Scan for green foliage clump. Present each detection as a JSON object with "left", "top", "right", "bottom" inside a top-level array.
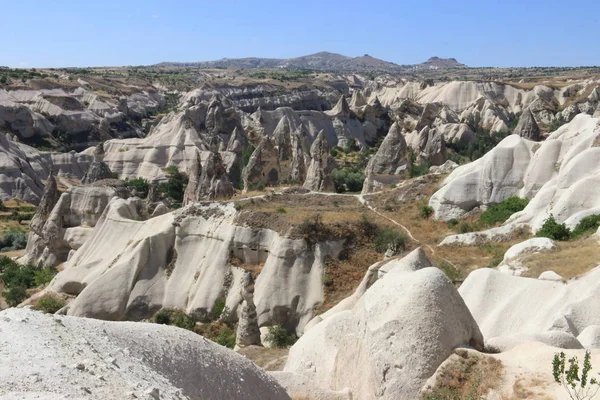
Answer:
[
  {"left": 458, "top": 222, "right": 474, "bottom": 234},
  {"left": 157, "top": 166, "right": 188, "bottom": 203},
  {"left": 332, "top": 167, "right": 364, "bottom": 193},
  {"left": 216, "top": 325, "right": 236, "bottom": 348},
  {"left": 275, "top": 207, "right": 287, "bottom": 214},
  {"left": 407, "top": 148, "right": 432, "bottom": 178},
  {"left": 248, "top": 181, "right": 266, "bottom": 191},
  {"left": 265, "top": 325, "right": 297, "bottom": 348},
  {"left": 238, "top": 144, "right": 256, "bottom": 189},
  {"left": 537, "top": 215, "right": 571, "bottom": 241},
  {"left": 420, "top": 205, "right": 434, "bottom": 219},
  {"left": 211, "top": 298, "right": 229, "bottom": 320},
  {"left": 0, "top": 231, "right": 28, "bottom": 252},
  {"left": 571, "top": 215, "right": 600, "bottom": 238},
  {"left": 479, "top": 197, "right": 529, "bottom": 226},
  {"left": 153, "top": 308, "right": 197, "bottom": 331},
  {"left": 35, "top": 295, "right": 66, "bottom": 314},
  {"left": 553, "top": 351, "right": 600, "bottom": 400},
  {"left": 374, "top": 228, "right": 408, "bottom": 253},
  {"left": 447, "top": 218, "right": 459, "bottom": 228},
  {"left": 126, "top": 177, "right": 150, "bottom": 197},
  {"left": 0, "top": 256, "right": 57, "bottom": 306}
]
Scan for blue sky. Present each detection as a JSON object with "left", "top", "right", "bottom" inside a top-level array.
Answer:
[{"left": 2, "top": 0, "right": 599, "bottom": 68}]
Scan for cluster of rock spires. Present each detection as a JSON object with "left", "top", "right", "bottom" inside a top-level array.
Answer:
[
  {"left": 81, "top": 142, "right": 114, "bottom": 184},
  {"left": 183, "top": 150, "right": 235, "bottom": 204}
]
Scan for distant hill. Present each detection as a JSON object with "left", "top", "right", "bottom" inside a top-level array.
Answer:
[
  {"left": 417, "top": 57, "right": 467, "bottom": 69},
  {"left": 156, "top": 52, "right": 467, "bottom": 72}
]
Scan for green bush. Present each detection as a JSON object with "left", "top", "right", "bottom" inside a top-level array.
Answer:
[
  {"left": 374, "top": 228, "right": 408, "bottom": 253},
  {"left": 276, "top": 207, "right": 287, "bottom": 214},
  {"left": 420, "top": 205, "right": 434, "bottom": 219},
  {"left": 153, "top": 308, "right": 196, "bottom": 331},
  {"left": 265, "top": 325, "right": 297, "bottom": 348},
  {"left": 571, "top": 214, "right": 600, "bottom": 238},
  {"left": 479, "top": 197, "right": 529, "bottom": 226},
  {"left": 332, "top": 167, "right": 364, "bottom": 193},
  {"left": 0, "top": 231, "right": 28, "bottom": 252},
  {"left": 127, "top": 177, "right": 150, "bottom": 197},
  {"left": 3, "top": 285, "right": 27, "bottom": 307},
  {"left": 248, "top": 181, "right": 266, "bottom": 191},
  {"left": 157, "top": 167, "right": 188, "bottom": 202},
  {"left": 35, "top": 296, "right": 66, "bottom": 314},
  {"left": 447, "top": 218, "right": 459, "bottom": 228},
  {"left": 211, "top": 298, "right": 227, "bottom": 320},
  {"left": 216, "top": 325, "right": 236, "bottom": 349},
  {"left": 33, "top": 267, "right": 58, "bottom": 286},
  {"left": 537, "top": 215, "right": 571, "bottom": 241},
  {"left": 458, "top": 222, "right": 473, "bottom": 234},
  {"left": 408, "top": 148, "right": 432, "bottom": 178}
]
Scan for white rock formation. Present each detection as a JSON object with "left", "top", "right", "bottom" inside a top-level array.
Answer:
[
  {"left": 43, "top": 199, "right": 343, "bottom": 334},
  {"left": 430, "top": 114, "right": 600, "bottom": 232},
  {"left": 303, "top": 131, "right": 335, "bottom": 192},
  {"left": 0, "top": 307, "right": 290, "bottom": 399},
  {"left": 283, "top": 265, "right": 483, "bottom": 399},
  {"left": 460, "top": 266, "right": 600, "bottom": 349},
  {"left": 497, "top": 237, "right": 556, "bottom": 276}
]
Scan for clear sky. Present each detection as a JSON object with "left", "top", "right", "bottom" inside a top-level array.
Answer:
[{"left": 2, "top": 0, "right": 599, "bottom": 68}]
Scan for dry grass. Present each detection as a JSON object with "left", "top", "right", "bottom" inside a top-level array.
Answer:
[
  {"left": 520, "top": 236, "right": 600, "bottom": 279},
  {"left": 422, "top": 348, "right": 504, "bottom": 399},
  {"left": 236, "top": 346, "right": 289, "bottom": 371}
]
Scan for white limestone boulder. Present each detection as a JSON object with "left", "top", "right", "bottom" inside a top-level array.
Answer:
[
  {"left": 0, "top": 308, "right": 289, "bottom": 400},
  {"left": 284, "top": 267, "right": 483, "bottom": 399}
]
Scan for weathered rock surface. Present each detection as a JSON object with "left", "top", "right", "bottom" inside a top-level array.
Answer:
[
  {"left": 0, "top": 307, "right": 290, "bottom": 400},
  {"left": 460, "top": 267, "right": 600, "bottom": 349},
  {"left": 283, "top": 264, "right": 483, "bottom": 399},
  {"left": 42, "top": 200, "right": 343, "bottom": 334},
  {"left": 514, "top": 108, "right": 541, "bottom": 141},
  {"left": 81, "top": 143, "right": 114, "bottom": 184},
  {"left": 406, "top": 126, "right": 447, "bottom": 166},
  {"left": 367, "top": 122, "right": 410, "bottom": 174},
  {"left": 184, "top": 151, "right": 234, "bottom": 204},
  {"left": 303, "top": 131, "right": 335, "bottom": 191},
  {"left": 430, "top": 115, "right": 600, "bottom": 233}
]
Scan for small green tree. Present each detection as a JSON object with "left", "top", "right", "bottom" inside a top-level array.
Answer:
[
  {"left": 265, "top": 325, "right": 297, "bottom": 348},
  {"left": 553, "top": 351, "right": 600, "bottom": 400},
  {"left": 537, "top": 215, "right": 571, "bottom": 241}
]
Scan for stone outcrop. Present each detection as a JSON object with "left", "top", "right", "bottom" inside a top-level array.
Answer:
[
  {"left": 460, "top": 266, "right": 600, "bottom": 351},
  {"left": 29, "top": 173, "right": 60, "bottom": 237},
  {"left": 19, "top": 183, "right": 130, "bottom": 268},
  {"left": 226, "top": 126, "right": 247, "bottom": 153},
  {"left": 184, "top": 151, "right": 234, "bottom": 204},
  {"left": 42, "top": 200, "right": 344, "bottom": 334},
  {"left": 406, "top": 126, "right": 447, "bottom": 166},
  {"left": 367, "top": 122, "right": 410, "bottom": 174},
  {"left": 81, "top": 142, "right": 114, "bottom": 184},
  {"left": 0, "top": 307, "right": 290, "bottom": 400},
  {"left": 235, "top": 274, "right": 262, "bottom": 350},
  {"left": 303, "top": 131, "right": 335, "bottom": 192},
  {"left": 513, "top": 108, "right": 541, "bottom": 141},
  {"left": 430, "top": 114, "right": 600, "bottom": 232},
  {"left": 283, "top": 260, "right": 483, "bottom": 399}
]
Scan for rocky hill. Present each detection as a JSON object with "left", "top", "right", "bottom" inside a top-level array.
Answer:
[
  {"left": 417, "top": 56, "right": 468, "bottom": 69},
  {"left": 156, "top": 51, "right": 451, "bottom": 72}
]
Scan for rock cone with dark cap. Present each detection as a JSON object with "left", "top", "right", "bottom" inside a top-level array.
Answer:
[
  {"left": 81, "top": 142, "right": 114, "bottom": 184},
  {"left": 514, "top": 108, "right": 541, "bottom": 141}
]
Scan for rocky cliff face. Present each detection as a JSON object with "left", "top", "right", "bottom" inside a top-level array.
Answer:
[
  {"left": 513, "top": 108, "right": 541, "bottom": 141},
  {"left": 303, "top": 131, "right": 336, "bottom": 192}
]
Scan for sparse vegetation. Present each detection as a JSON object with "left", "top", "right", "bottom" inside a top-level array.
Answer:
[
  {"left": 438, "top": 260, "right": 463, "bottom": 284},
  {"left": 571, "top": 215, "right": 600, "bottom": 238},
  {"left": 479, "top": 197, "right": 529, "bottom": 226},
  {"left": 420, "top": 205, "right": 434, "bottom": 219},
  {"left": 275, "top": 207, "right": 287, "bottom": 214},
  {"left": 153, "top": 308, "right": 197, "bottom": 331},
  {"left": 553, "top": 351, "right": 600, "bottom": 400},
  {"left": 34, "top": 295, "right": 66, "bottom": 314},
  {"left": 264, "top": 325, "right": 297, "bottom": 348},
  {"left": 374, "top": 228, "right": 408, "bottom": 253}
]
